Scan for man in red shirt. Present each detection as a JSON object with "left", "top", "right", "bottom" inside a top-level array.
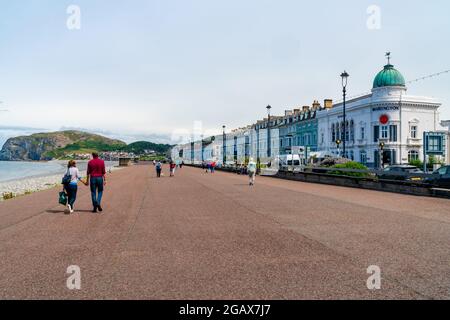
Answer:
[{"left": 86, "top": 152, "right": 106, "bottom": 213}]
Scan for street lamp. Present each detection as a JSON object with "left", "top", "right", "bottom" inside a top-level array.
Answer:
[
  {"left": 266, "top": 105, "right": 272, "bottom": 158},
  {"left": 336, "top": 139, "right": 342, "bottom": 157},
  {"left": 222, "top": 125, "right": 226, "bottom": 166},
  {"left": 340, "top": 71, "right": 349, "bottom": 158}
]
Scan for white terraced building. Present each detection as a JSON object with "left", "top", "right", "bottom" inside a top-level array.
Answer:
[{"left": 317, "top": 60, "right": 445, "bottom": 168}]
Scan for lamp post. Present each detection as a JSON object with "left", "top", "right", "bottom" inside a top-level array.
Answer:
[
  {"left": 340, "top": 71, "right": 349, "bottom": 157},
  {"left": 267, "top": 105, "right": 272, "bottom": 159},
  {"left": 222, "top": 125, "right": 226, "bottom": 166},
  {"left": 336, "top": 139, "right": 342, "bottom": 158}
]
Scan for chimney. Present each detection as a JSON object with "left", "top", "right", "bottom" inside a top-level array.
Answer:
[
  {"left": 293, "top": 108, "right": 301, "bottom": 114},
  {"left": 302, "top": 106, "right": 310, "bottom": 112},
  {"left": 324, "top": 99, "right": 333, "bottom": 109},
  {"left": 285, "top": 110, "right": 293, "bottom": 116},
  {"left": 312, "top": 100, "right": 321, "bottom": 110}
]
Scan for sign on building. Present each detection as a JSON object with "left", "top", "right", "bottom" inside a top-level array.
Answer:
[
  {"left": 423, "top": 131, "right": 446, "bottom": 172},
  {"left": 424, "top": 132, "right": 446, "bottom": 155}
]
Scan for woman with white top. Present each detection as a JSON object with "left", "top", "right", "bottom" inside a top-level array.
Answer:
[
  {"left": 247, "top": 158, "right": 257, "bottom": 186},
  {"left": 65, "top": 160, "right": 84, "bottom": 213}
]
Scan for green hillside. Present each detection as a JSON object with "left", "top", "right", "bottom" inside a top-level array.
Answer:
[
  {"left": 0, "top": 130, "right": 172, "bottom": 161},
  {"left": 122, "top": 141, "right": 173, "bottom": 154},
  {"left": 41, "top": 131, "right": 127, "bottom": 159}
]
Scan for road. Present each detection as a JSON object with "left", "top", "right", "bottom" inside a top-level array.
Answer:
[{"left": 0, "top": 164, "right": 449, "bottom": 299}]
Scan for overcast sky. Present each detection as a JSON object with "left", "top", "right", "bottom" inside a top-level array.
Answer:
[{"left": 1, "top": 0, "right": 449, "bottom": 144}]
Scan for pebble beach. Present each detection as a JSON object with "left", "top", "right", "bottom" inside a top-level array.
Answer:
[{"left": 0, "top": 160, "right": 120, "bottom": 201}]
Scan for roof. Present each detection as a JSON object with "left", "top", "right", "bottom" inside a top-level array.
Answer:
[{"left": 373, "top": 64, "right": 406, "bottom": 89}]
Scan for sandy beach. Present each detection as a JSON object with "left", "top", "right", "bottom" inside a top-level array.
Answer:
[{"left": 0, "top": 160, "right": 120, "bottom": 200}]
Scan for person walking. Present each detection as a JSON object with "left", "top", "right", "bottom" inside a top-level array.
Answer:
[
  {"left": 211, "top": 161, "right": 216, "bottom": 174},
  {"left": 155, "top": 161, "right": 162, "bottom": 177},
  {"left": 247, "top": 158, "right": 257, "bottom": 186},
  {"left": 169, "top": 161, "right": 176, "bottom": 177},
  {"left": 86, "top": 152, "right": 106, "bottom": 213},
  {"left": 63, "top": 160, "right": 86, "bottom": 214}
]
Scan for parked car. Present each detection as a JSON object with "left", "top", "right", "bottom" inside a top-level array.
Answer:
[
  {"left": 423, "top": 166, "right": 450, "bottom": 189},
  {"left": 378, "top": 165, "right": 424, "bottom": 181}
]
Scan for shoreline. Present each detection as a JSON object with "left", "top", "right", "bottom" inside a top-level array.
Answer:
[{"left": 0, "top": 161, "right": 121, "bottom": 201}]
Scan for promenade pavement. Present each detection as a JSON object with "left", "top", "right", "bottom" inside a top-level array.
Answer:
[{"left": 0, "top": 164, "right": 449, "bottom": 299}]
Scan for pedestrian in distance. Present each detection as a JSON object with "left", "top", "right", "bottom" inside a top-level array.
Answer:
[
  {"left": 86, "top": 152, "right": 106, "bottom": 213},
  {"left": 247, "top": 158, "right": 257, "bottom": 186},
  {"left": 211, "top": 161, "right": 216, "bottom": 173},
  {"left": 156, "top": 161, "right": 162, "bottom": 178},
  {"left": 169, "top": 161, "right": 176, "bottom": 177},
  {"left": 62, "top": 160, "right": 87, "bottom": 214}
]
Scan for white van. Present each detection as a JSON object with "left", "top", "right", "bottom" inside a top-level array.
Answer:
[{"left": 276, "top": 154, "right": 303, "bottom": 172}]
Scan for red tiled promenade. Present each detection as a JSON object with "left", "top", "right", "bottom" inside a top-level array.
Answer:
[{"left": 0, "top": 165, "right": 449, "bottom": 299}]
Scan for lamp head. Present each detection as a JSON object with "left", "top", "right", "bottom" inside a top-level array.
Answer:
[{"left": 340, "top": 71, "right": 349, "bottom": 88}]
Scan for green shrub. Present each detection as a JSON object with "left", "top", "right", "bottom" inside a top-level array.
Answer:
[
  {"left": 329, "top": 161, "right": 370, "bottom": 177},
  {"left": 409, "top": 159, "right": 423, "bottom": 168}
]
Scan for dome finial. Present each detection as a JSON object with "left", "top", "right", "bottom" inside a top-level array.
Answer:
[{"left": 385, "top": 51, "right": 391, "bottom": 65}]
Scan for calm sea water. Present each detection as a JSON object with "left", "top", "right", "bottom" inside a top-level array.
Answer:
[{"left": 0, "top": 161, "right": 118, "bottom": 183}]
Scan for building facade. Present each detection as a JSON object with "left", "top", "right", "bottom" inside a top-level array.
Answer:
[
  {"left": 317, "top": 61, "right": 444, "bottom": 167},
  {"left": 172, "top": 57, "right": 446, "bottom": 168}
]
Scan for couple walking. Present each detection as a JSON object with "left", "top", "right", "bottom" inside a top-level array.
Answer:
[
  {"left": 63, "top": 152, "right": 106, "bottom": 214},
  {"left": 155, "top": 160, "right": 177, "bottom": 177}
]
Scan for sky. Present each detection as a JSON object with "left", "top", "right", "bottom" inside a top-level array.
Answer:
[{"left": 0, "top": 0, "right": 449, "bottom": 145}]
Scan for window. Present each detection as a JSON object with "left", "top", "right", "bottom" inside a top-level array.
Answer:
[
  {"left": 373, "top": 126, "right": 379, "bottom": 142},
  {"left": 321, "top": 133, "right": 325, "bottom": 144},
  {"left": 336, "top": 123, "right": 340, "bottom": 142},
  {"left": 410, "top": 125, "right": 418, "bottom": 139},
  {"left": 408, "top": 150, "right": 419, "bottom": 162},
  {"left": 345, "top": 121, "right": 350, "bottom": 142},
  {"left": 381, "top": 126, "right": 388, "bottom": 139},
  {"left": 350, "top": 120, "right": 355, "bottom": 142},
  {"left": 427, "top": 136, "right": 441, "bottom": 152},
  {"left": 389, "top": 125, "right": 398, "bottom": 142},
  {"left": 305, "top": 133, "right": 311, "bottom": 146},
  {"left": 437, "top": 167, "right": 447, "bottom": 175},
  {"left": 361, "top": 127, "right": 365, "bottom": 140},
  {"left": 360, "top": 151, "right": 367, "bottom": 165}
]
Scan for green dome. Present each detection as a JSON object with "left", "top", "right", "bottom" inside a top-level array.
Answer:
[{"left": 373, "top": 64, "right": 405, "bottom": 89}]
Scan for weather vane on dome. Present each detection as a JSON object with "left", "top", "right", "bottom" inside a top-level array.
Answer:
[{"left": 386, "top": 52, "right": 391, "bottom": 65}]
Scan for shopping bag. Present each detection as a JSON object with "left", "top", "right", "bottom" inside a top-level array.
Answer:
[{"left": 59, "top": 191, "right": 68, "bottom": 205}]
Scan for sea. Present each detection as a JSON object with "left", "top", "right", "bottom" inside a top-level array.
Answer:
[{"left": 0, "top": 160, "right": 118, "bottom": 183}]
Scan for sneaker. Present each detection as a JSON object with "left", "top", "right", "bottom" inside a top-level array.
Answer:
[
  {"left": 92, "top": 205, "right": 98, "bottom": 213},
  {"left": 67, "top": 204, "right": 72, "bottom": 214},
  {"left": 97, "top": 205, "right": 103, "bottom": 212}
]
